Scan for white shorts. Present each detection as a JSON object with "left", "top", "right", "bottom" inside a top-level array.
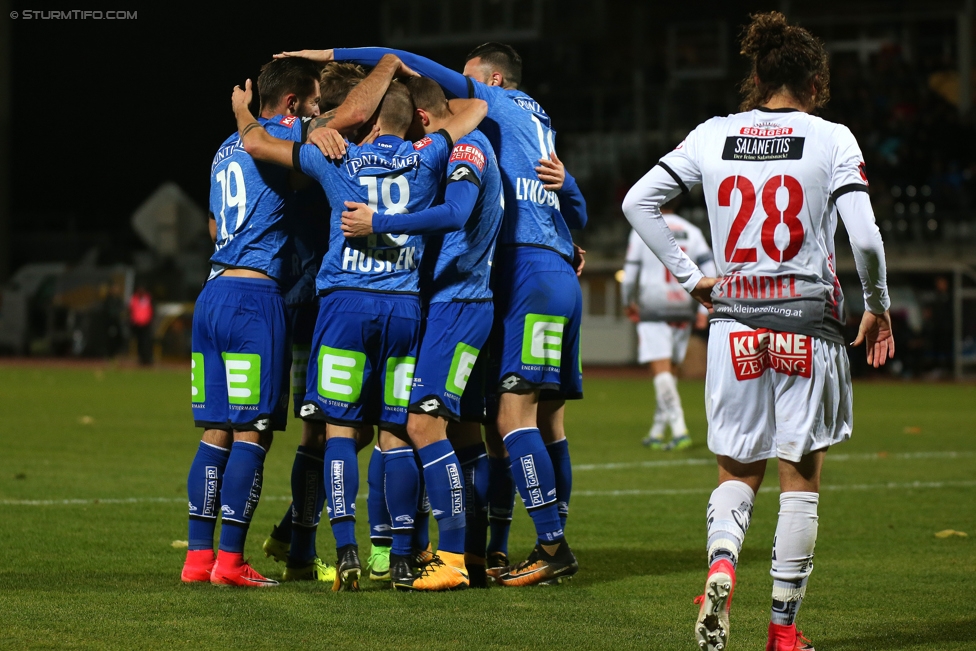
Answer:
[
  {"left": 705, "top": 320, "right": 853, "bottom": 464},
  {"left": 637, "top": 321, "right": 692, "bottom": 364}
]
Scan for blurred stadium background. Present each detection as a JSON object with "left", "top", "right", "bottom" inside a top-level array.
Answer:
[{"left": 2, "top": 0, "right": 975, "bottom": 378}]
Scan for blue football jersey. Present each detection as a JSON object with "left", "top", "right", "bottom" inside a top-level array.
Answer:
[
  {"left": 208, "top": 114, "right": 305, "bottom": 281},
  {"left": 422, "top": 129, "right": 504, "bottom": 303},
  {"left": 469, "top": 83, "right": 574, "bottom": 261},
  {"left": 295, "top": 132, "right": 453, "bottom": 294}
]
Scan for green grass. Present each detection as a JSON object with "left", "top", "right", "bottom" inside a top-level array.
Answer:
[{"left": 0, "top": 364, "right": 974, "bottom": 650}]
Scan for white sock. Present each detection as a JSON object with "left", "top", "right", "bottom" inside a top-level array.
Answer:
[
  {"left": 648, "top": 408, "right": 668, "bottom": 440},
  {"left": 706, "top": 480, "right": 755, "bottom": 567},
  {"left": 770, "top": 491, "right": 819, "bottom": 626},
  {"left": 653, "top": 372, "right": 687, "bottom": 436}
]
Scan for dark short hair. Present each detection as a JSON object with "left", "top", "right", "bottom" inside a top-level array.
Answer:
[
  {"left": 256, "top": 57, "right": 322, "bottom": 112},
  {"left": 465, "top": 42, "right": 522, "bottom": 88},
  {"left": 377, "top": 80, "right": 415, "bottom": 135},
  {"left": 738, "top": 11, "right": 830, "bottom": 111},
  {"left": 319, "top": 62, "right": 367, "bottom": 111},
  {"left": 403, "top": 76, "right": 449, "bottom": 118}
]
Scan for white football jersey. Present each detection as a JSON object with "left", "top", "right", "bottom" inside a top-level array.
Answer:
[
  {"left": 622, "top": 214, "right": 715, "bottom": 321},
  {"left": 648, "top": 108, "right": 880, "bottom": 342}
]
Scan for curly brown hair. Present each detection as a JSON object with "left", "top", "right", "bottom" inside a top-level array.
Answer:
[{"left": 738, "top": 11, "right": 830, "bottom": 111}]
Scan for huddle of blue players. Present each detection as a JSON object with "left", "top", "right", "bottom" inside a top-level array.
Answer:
[{"left": 183, "top": 43, "right": 588, "bottom": 591}]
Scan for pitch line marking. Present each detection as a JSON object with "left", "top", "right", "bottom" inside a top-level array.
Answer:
[
  {"left": 572, "top": 450, "right": 974, "bottom": 472},
  {"left": 2, "top": 478, "right": 974, "bottom": 507},
  {"left": 574, "top": 479, "right": 976, "bottom": 498}
]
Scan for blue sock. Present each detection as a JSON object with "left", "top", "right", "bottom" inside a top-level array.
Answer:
[
  {"left": 417, "top": 440, "right": 466, "bottom": 554},
  {"left": 324, "top": 437, "right": 359, "bottom": 550},
  {"left": 503, "top": 428, "right": 564, "bottom": 543},
  {"left": 413, "top": 456, "right": 431, "bottom": 553},
  {"left": 275, "top": 504, "right": 292, "bottom": 539},
  {"left": 456, "top": 443, "right": 489, "bottom": 560},
  {"left": 217, "top": 441, "right": 266, "bottom": 554},
  {"left": 487, "top": 456, "right": 515, "bottom": 555},
  {"left": 187, "top": 441, "right": 230, "bottom": 551},
  {"left": 288, "top": 445, "right": 324, "bottom": 566},
  {"left": 384, "top": 447, "right": 420, "bottom": 557},
  {"left": 367, "top": 446, "right": 392, "bottom": 546},
  {"left": 546, "top": 438, "right": 573, "bottom": 531}
]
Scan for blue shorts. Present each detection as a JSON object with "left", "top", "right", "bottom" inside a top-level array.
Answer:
[
  {"left": 301, "top": 290, "right": 421, "bottom": 430},
  {"left": 288, "top": 300, "right": 318, "bottom": 418},
  {"left": 489, "top": 247, "right": 583, "bottom": 402},
  {"left": 409, "top": 301, "right": 493, "bottom": 422},
  {"left": 191, "top": 277, "right": 290, "bottom": 432}
]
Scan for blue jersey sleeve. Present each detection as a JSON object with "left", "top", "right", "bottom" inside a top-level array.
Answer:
[
  {"left": 558, "top": 170, "right": 588, "bottom": 229},
  {"left": 294, "top": 143, "right": 336, "bottom": 187},
  {"left": 334, "top": 47, "right": 470, "bottom": 99},
  {"left": 373, "top": 180, "right": 477, "bottom": 235},
  {"left": 265, "top": 114, "right": 305, "bottom": 142}
]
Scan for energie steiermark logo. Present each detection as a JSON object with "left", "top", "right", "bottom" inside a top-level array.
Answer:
[
  {"left": 446, "top": 343, "right": 480, "bottom": 396},
  {"left": 385, "top": 356, "right": 417, "bottom": 407},
  {"left": 191, "top": 353, "right": 205, "bottom": 403},
  {"left": 521, "top": 313, "right": 568, "bottom": 366},
  {"left": 317, "top": 346, "right": 367, "bottom": 403},
  {"left": 221, "top": 352, "right": 261, "bottom": 405}
]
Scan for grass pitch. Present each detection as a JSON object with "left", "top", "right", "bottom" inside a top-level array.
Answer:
[{"left": 0, "top": 363, "right": 974, "bottom": 650}]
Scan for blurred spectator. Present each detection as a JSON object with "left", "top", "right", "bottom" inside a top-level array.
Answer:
[{"left": 129, "top": 286, "right": 154, "bottom": 365}]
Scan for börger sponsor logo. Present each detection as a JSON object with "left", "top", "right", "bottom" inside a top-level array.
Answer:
[
  {"left": 739, "top": 126, "right": 793, "bottom": 137},
  {"left": 521, "top": 455, "right": 539, "bottom": 488},
  {"left": 331, "top": 460, "right": 345, "bottom": 517},
  {"left": 729, "top": 329, "right": 812, "bottom": 381}
]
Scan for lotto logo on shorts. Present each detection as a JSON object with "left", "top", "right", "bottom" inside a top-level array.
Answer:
[
  {"left": 221, "top": 353, "right": 261, "bottom": 405},
  {"left": 522, "top": 314, "right": 568, "bottom": 366},
  {"left": 191, "top": 353, "right": 206, "bottom": 404},
  {"left": 447, "top": 343, "right": 480, "bottom": 396},
  {"left": 318, "top": 346, "right": 366, "bottom": 403},
  {"left": 729, "top": 329, "right": 812, "bottom": 381},
  {"left": 385, "top": 356, "right": 417, "bottom": 407}
]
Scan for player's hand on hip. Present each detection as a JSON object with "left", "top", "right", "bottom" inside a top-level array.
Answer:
[
  {"left": 310, "top": 127, "right": 347, "bottom": 160},
  {"left": 852, "top": 309, "right": 895, "bottom": 368},
  {"left": 232, "top": 79, "right": 252, "bottom": 113},
  {"left": 573, "top": 243, "right": 586, "bottom": 276},
  {"left": 536, "top": 151, "right": 565, "bottom": 191},
  {"left": 690, "top": 277, "right": 718, "bottom": 309},
  {"left": 341, "top": 202, "right": 375, "bottom": 238},
  {"left": 625, "top": 303, "right": 640, "bottom": 324},
  {"left": 274, "top": 49, "right": 334, "bottom": 63}
]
